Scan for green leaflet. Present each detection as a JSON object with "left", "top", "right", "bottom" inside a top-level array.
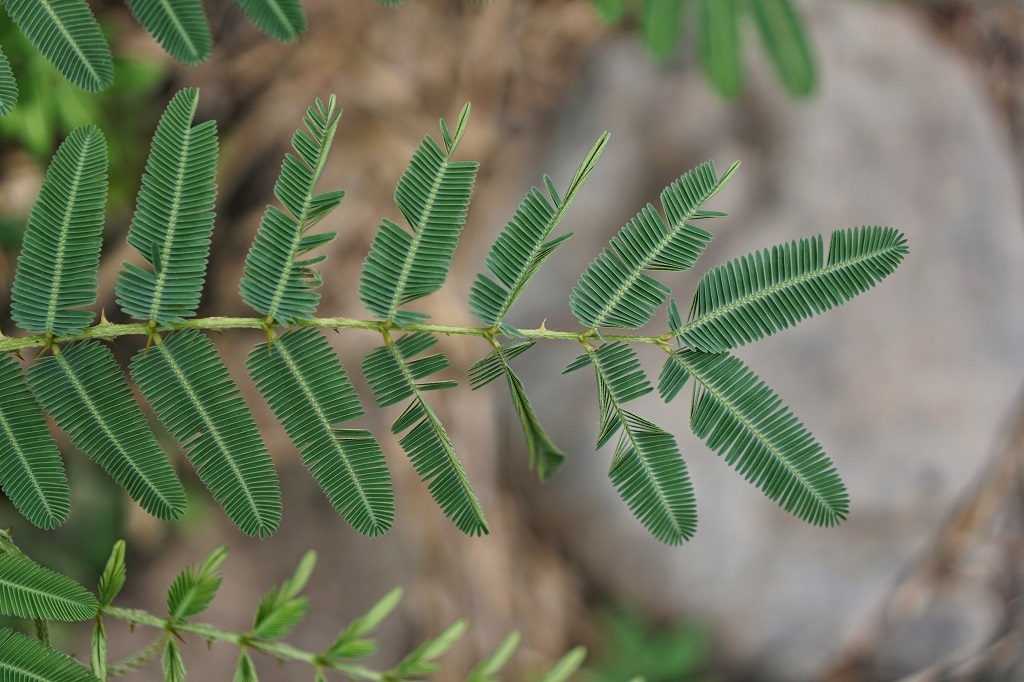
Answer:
[
  {"left": 0, "top": 0, "right": 112, "bottom": 92},
  {"left": 641, "top": 0, "right": 684, "bottom": 63},
  {"left": 751, "top": 0, "right": 816, "bottom": 97},
  {"left": 581, "top": 343, "right": 696, "bottom": 544},
  {"left": 124, "top": 0, "right": 212, "bottom": 66},
  {"left": 97, "top": 540, "right": 126, "bottom": 607},
  {"left": 11, "top": 125, "right": 107, "bottom": 337},
  {"left": 671, "top": 350, "right": 848, "bottom": 526},
  {"left": 239, "top": 96, "right": 343, "bottom": 326},
  {"left": 469, "top": 341, "right": 565, "bottom": 481},
  {"left": 328, "top": 587, "right": 403, "bottom": 660},
  {"left": 469, "top": 133, "right": 608, "bottom": 327},
  {"left": 247, "top": 328, "right": 394, "bottom": 536},
  {"left": 536, "top": 646, "right": 587, "bottom": 682},
  {"left": 0, "top": 45, "right": 16, "bottom": 115},
  {"left": 90, "top": 620, "right": 106, "bottom": 680},
  {"left": 359, "top": 104, "right": 478, "bottom": 325},
  {"left": 131, "top": 330, "right": 281, "bottom": 538},
  {"left": 681, "top": 226, "right": 909, "bottom": 352},
  {"left": 570, "top": 159, "right": 738, "bottom": 329},
  {"left": 0, "top": 628, "right": 99, "bottom": 682},
  {"left": 162, "top": 638, "right": 185, "bottom": 682},
  {"left": 167, "top": 546, "right": 226, "bottom": 620},
  {"left": 389, "top": 620, "right": 467, "bottom": 679},
  {"left": 362, "top": 333, "right": 487, "bottom": 536},
  {"left": 0, "top": 552, "right": 96, "bottom": 621},
  {"left": 465, "top": 632, "right": 521, "bottom": 682},
  {"left": 0, "top": 355, "right": 70, "bottom": 529},
  {"left": 699, "top": 0, "right": 742, "bottom": 99},
  {"left": 232, "top": 0, "right": 305, "bottom": 41},
  {"left": 250, "top": 550, "right": 314, "bottom": 640},
  {"left": 116, "top": 88, "right": 218, "bottom": 327},
  {"left": 27, "top": 341, "right": 187, "bottom": 522},
  {"left": 233, "top": 651, "right": 257, "bottom": 682}
]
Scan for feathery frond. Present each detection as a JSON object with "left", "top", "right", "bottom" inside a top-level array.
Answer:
[
  {"left": 362, "top": 333, "right": 487, "bottom": 536},
  {"left": 124, "top": 0, "right": 212, "bottom": 66},
  {"left": 328, "top": 587, "right": 403, "bottom": 660},
  {"left": 0, "top": 552, "right": 96, "bottom": 621},
  {"left": 469, "top": 133, "right": 608, "bottom": 328},
  {"left": 536, "top": 646, "right": 587, "bottom": 682},
  {"left": 250, "top": 550, "right": 314, "bottom": 640},
  {"left": 389, "top": 620, "right": 467, "bottom": 679},
  {"left": 27, "top": 341, "right": 187, "bottom": 521},
  {"left": 116, "top": 88, "right": 218, "bottom": 327},
  {"left": 0, "top": 46, "right": 16, "bottom": 116},
  {"left": 0, "top": 628, "right": 98, "bottom": 682},
  {"left": 469, "top": 341, "right": 564, "bottom": 480},
  {"left": 570, "top": 160, "right": 738, "bottom": 329},
  {"left": 681, "top": 226, "right": 909, "bottom": 352},
  {"left": 0, "top": 355, "right": 70, "bottom": 529},
  {"left": 96, "top": 540, "right": 126, "bottom": 607},
  {"left": 239, "top": 97, "right": 343, "bottom": 325},
  {"left": 465, "top": 632, "right": 521, "bottom": 682},
  {"left": 247, "top": 328, "right": 394, "bottom": 536},
  {"left": 162, "top": 638, "right": 185, "bottom": 682},
  {"left": 700, "top": 0, "right": 742, "bottom": 99},
  {"left": 167, "top": 546, "right": 227, "bottom": 620},
  {"left": 752, "top": 0, "right": 816, "bottom": 97},
  {"left": 11, "top": 125, "right": 107, "bottom": 337},
  {"left": 131, "top": 330, "right": 281, "bottom": 538},
  {"left": 232, "top": 0, "right": 305, "bottom": 41},
  {"left": 359, "top": 104, "right": 478, "bottom": 325},
  {"left": 669, "top": 350, "right": 848, "bottom": 525},
  {"left": 0, "top": 0, "right": 112, "bottom": 92}
]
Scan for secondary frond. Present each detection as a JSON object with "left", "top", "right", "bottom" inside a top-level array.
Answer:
[
  {"left": 752, "top": 0, "right": 816, "bottom": 97},
  {"left": 0, "top": 628, "right": 98, "bottom": 682},
  {"left": 670, "top": 350, "right": 848, "bottom": 526},
  {"left": 124, "top": 0, "right": 212, "bottom": 66},
  {"left": 681, "top": 226, "right": 908, "bottom": 352},
  {"left": 469, "top": 133, "right": 608, "bottom": 328},
  {"left": 362, "top": 333, "right": 487, "bottom": 536},
  {"left": 131, "top": 330, "right": 282, "bottom": 538},
  {"left": 116, "top": 88, "right": 218, "bottom": 327},
  {"left": 166, "top": 546, "right": 226, "bottom": 620},
  {"left": 11, "top": 125, "right": 107, "bottom": 337},
  {"left": 0, "top": 46, "right": 16, "bottom": 116},
  {"left": 232, "top": 0, "right": 305, "bottom": 42},
  {"left": 0, "top": 552, "right": 96, "bottom": 621},
  {"left": 469, "top": 341, "right": 564, "bottom": 480},
  {"left": 359, "top": 104, "right": 478, "bottom": 325},
  {"left": 0, "top": 0, "right": 113, "bottom": 92},
  {"left": 247, "top": 328, "right": 394, "bottom": 536},
  {"left": 570, "top": 159, "right": 738, "bottom": 329},
  {"left": 239, "top": 96, "right": 343, "bottom": 326},
  {"left": 0, "top": 355, "right": 70, "bottom": 529},
  {"left": 27, "top": 341, "right": 187, "bottom": 521}
]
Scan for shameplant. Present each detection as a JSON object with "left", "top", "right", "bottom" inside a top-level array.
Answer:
[
  {"left": 0, "top": 87, "right": 907, "bottom": 545},
  {"left": 0, "top": 529, "right": 587, "bottom": 680}
]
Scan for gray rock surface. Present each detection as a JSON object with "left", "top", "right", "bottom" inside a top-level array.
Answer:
[{"left": 513, "top": 2, "right": 1024, "bottom": 678}]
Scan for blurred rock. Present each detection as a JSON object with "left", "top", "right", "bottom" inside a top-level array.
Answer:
[{"left": 514, "top": 2, "right": 1024, "bottom": 679}]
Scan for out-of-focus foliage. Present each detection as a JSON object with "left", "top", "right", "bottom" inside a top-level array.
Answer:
[{"left": 590, "top": 608, "right": 713, "bottom": 682}]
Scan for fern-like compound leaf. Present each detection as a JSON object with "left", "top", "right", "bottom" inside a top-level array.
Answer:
[
  {"left": 250, "top": 550, "right": 314, "bottom": 640},
  {"left": 536, "top": 646, "right": 587, "bottom": 682},
  {"left": 670, "top": 350, "right": 849, "bottom": 526},
  {"left": 166, "top": 546, "right": 227, "bottom": 620},
  {"left": 359, "top": 104, "right": 478, "bottom": 325},
  {"left": 751, "top": 0, "right": 816, "bottom": 97},
  {"left": 116, "top": 88, "right": 218, "bottom": 327},
  {"left": 0, "top": 46, "right": 16, "bottom": 115},
  {"left": 469, "top": 341, "right": 565, "bottom": 480},
  {"left": 247, "top": 328, "right": 395, "bottom": 536},
  {"left": 609, "top": 412, "right": 697, "bottom": 544},
  {"left": 465, "top": 632, "right": 521, "bottom": 682},
  {"left": 0, "top": 0, "right": 113, "bottom": 92},
  {"left": 390, "top": 620, "right": 468, "bottom": 679},
  {"left": 328, "top": 587, "right": 403, "bottom": 660},
  {"left": 11, "top": 125, "right": 107, "bottom": 337},
  {"left": 681, "top": 226, "right": 908, "bottom": 352},
  {"left": 0, "top": 355, "right": 70, "bottom": 529},
  {"left": 97, "top": 540, "right": 126, "bottom": 607},
  {"left": 131, "top": 330, "right": 282, "bottom": 538},
  {"left": 570, "top": 160, "right": 738, "bottom": 329},
  {"left": 469, "top": 133, "right": 608, "bottom": 327},
  {"left": 700, "top": 0, "right": 742, "bottom": 99},
  {"left": 162, "top": 638, "right": 185, "bottom": 682},
  {"left": 362, "top": 333, "right": 487, "bottom": 536},
  {"left": 0, "top": 552, "right": 96, "bottom": 621},
  {"left": 28, "top": 341, "right": 186, "bottom": 521},
  {"left": 124, "top": 0, "right": 212, "bottom": 66},
  {"left": 239, "top": 97, "right": 343, "bottom": 325},
  {"left": 0, "top": 628, "right": 99, "bottom": 682},
  {"left": 232, "top": 0, "right": 305, "bottom": 41}
]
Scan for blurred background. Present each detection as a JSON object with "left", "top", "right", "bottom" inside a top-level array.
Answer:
[{"left": 2, "top": 0, "right": 1024, "bottom": 679}]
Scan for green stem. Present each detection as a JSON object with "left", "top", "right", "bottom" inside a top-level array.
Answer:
[{"left": 0, "top": 317, "right": 674, "bottom": 353}]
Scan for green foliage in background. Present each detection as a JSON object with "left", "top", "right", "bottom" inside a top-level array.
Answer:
[
  {"left": 0, "top": 530, "right": 590, "bottom": 680},
  {"left": 0, "top": 89, "right": 906, "bottom": 546},
  {"left": 590, "top": 609, "right": 711, "bottom": 682}
]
